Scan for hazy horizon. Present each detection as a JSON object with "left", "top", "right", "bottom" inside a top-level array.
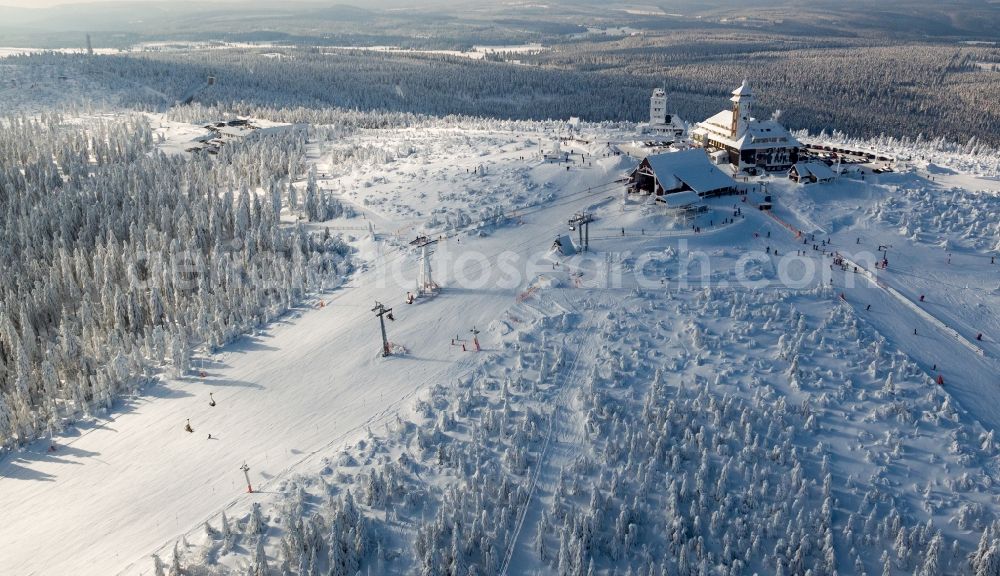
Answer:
[{"left": 0, "top": 0, "right": 456, "bottom": 7}]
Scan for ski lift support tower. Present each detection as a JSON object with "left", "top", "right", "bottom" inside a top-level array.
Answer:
[
  {"left": 568, "top": 212, "right": 595, "bottom": 252},
  {"left": 240, "top": 462, "right": 253, "bottom": 493},
  {"left": 372, "top": 301, "right": 395, "bottom": 357},
  {"left": 410, "top": 235, "right": 440, "bottom": 295}
]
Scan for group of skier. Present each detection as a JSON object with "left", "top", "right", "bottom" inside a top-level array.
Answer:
[{"left": 792, "top": 233, "right": 993, "bottom": 389}]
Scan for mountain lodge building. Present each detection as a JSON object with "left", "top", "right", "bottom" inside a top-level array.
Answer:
[{"left": 691, "top": 81, "right": 800, "bottom": 173}]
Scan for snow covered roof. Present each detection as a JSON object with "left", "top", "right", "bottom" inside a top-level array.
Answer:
[
  {"left": 661, "top": 190, "right": 703, "bottom": 208},
  {"left": 693, "top": 114, "right": 800, "bottom": 151},
  {"left": 792, "top": 161, "right": 836, "bottom": 181},
  {"left": 701, "top": 110, "right": 733, "bottom": 133},
  {"left": 644, "top": 149, "right": 736, "bottom": 195},
  {"left": 735, "top": 120, "right": 799, "bottom": 149},
  {"left": 731, "top": 80, "right": 752, "bottom": 98},
  {"left": 648, "top": 113, "right": 686, "bottom": 134}
]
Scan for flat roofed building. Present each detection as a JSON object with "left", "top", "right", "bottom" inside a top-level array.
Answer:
[{"left": 644, "top": 87, "right": 686, "bottom": 139}]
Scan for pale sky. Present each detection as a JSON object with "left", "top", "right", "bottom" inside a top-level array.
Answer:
[
  {"left": 0, "top": 0, "right": 443, "bottom": 6},
  {"left": 0, "top": 0, "right": 383, "bottom": 8},
  {"left": 1, "top": 0, "right": 236, "bottom": 7}
]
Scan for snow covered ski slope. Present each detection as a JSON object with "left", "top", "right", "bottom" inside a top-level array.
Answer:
[{"left": 2, "top": 122, "right": 1000, "bottom": 575}]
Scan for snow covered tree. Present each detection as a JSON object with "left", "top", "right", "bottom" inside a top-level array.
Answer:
[
  {"left": 152, "top": 554, "right": 167, "bottom": 576},
  {"left": 169, "top": 541, "right": 183, "bottom": 576},
  {"left": 249, "top": 502, "right": 267, "bottom": 536},
  {"left": 251, "top": 537, "right": 270, "bottom": 576}
]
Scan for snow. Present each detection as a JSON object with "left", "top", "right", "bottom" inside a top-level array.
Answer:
[
  {"left": 2, "top": 117, "right": 1000, "bottom": 575},
  {"left": 792, "top": 161, "right": 837, "bottom": 182},
  {"left": 645, "top": 149, "right": 736, "bottom": 195},
  {"left": 0, "top": 123, "right": 627, "bottom": 576},
  {"left": 0, "top": 42, "right": 301, "bottom": 58},
  {"left": 322, "top": 44, "right": 547, "bottom": 61},
  {"left": 661, "top": 190, "right": 702, "bottom": 209},
  {"left": 0, "top": 46, "right": 120, "bottom": 57},
  {"left": 148, "top": 114, "right": 293, "bottom": 156}
]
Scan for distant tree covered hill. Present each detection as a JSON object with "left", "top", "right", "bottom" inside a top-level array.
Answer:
[
  {"left": 1, "top": 0, "right": 998, "bottom": 144},
  {"left": 6, "top": 36, "right": 997, "bottom": 146}
]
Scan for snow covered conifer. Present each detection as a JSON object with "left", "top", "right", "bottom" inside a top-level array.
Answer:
[
  {"left": 329, "top": 529, "right": 346, "bottom": 576},
  {"left": 449, "top": 530, "right": 466, "bottom": 576},
  {"left": 557, "top": 530, "right": 571, "bottom": 576},
  {"left": 895, "top": 526, "right": 909, "bottom": 568},
  {"left": 221, "top": 510, "right": 234, "bottom": 553},
  {"left": 152, "top": 554, "right": 167, "bottom": 576},
  {"left": 977, "top": 544, "right": 1000, "bottom": 576},
  {"left": 250, "top": 502, "right": 267, "bottom": 536},
  {"left": 287, "top": 181, "right": 298, "bottom": 212},
  {"left": 251, "top": 537, "right": 270, "bottom": 576},
  {"left": 974, "top": 528, "right": 994, "bottom": 571},
  {"left": 169, "top": 541, "right": 183, "bottom": 576},
  {"left": 305, "top": 545, "right": 320, "bottom": 576},
  {"left": 918, "top": 531, "right": 943, "bottom": 576}
]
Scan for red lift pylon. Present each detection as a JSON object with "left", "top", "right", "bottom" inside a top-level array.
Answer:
[
  {"left": 471, "top": 326, "right": 481, "bottom": 352},
  {"left": 240, "top": 462, "right": 253, "bottom": 493}
]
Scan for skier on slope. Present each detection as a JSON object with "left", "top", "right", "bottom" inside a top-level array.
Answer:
[
  {"left": 209, "top": 393, "right": 216, "bottom": 407},
  {"left": 185, "top": 419, "right": 194, "bottom": 433}
]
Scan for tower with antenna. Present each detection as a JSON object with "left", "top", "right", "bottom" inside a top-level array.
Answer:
[{"left": 649, "top": 87, "right": 667, "bottom": 126}]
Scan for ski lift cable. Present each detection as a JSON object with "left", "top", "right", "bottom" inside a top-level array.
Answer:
[{"left": 302, "top": 179, "right": 627, "bottom": 328}]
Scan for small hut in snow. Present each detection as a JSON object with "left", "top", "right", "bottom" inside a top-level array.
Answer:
[
  {"left": 551, "top": 235, "right": 577, "bottom": 256},
  {"left": 789, "top": 162, "right": 836, "bottom": 184}
]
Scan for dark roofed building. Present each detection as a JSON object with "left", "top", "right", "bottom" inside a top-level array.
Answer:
[
  {"left": 628, "top": 149, "right": 736, "bottom": 198},
  {"left": 789, "top": 161, "right": 836, "bottom": 184}
]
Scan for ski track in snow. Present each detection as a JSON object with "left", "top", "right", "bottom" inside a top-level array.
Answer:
[
  {"left": 3, "top": 122, "right": 1000, "bottom": 575},
  {"left": 0, "top": 127, "right": 632, "bottom": 576},
  {"left": 501, "top": 291, "right": 601, "bottom": 575}
]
